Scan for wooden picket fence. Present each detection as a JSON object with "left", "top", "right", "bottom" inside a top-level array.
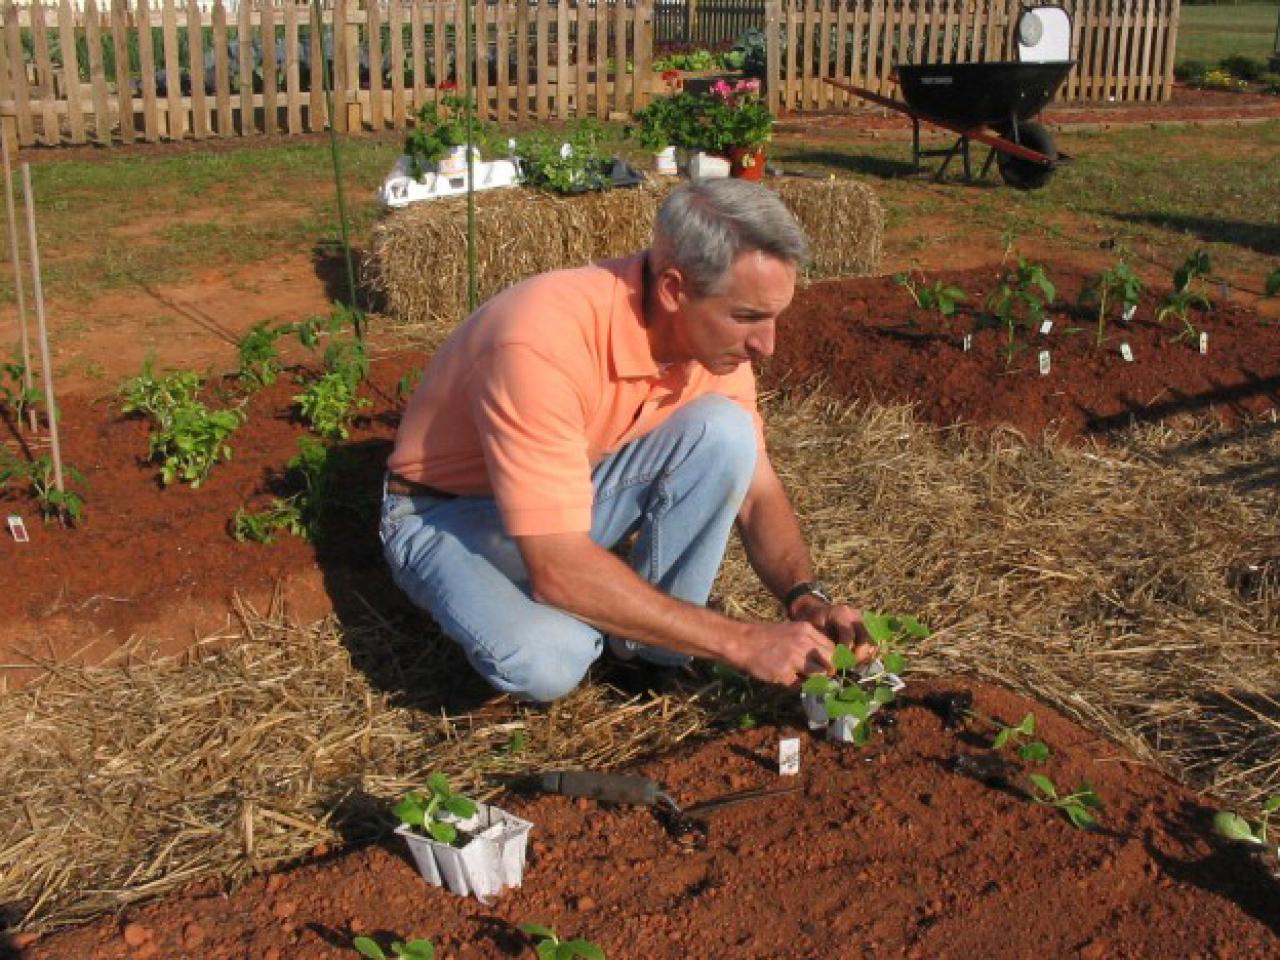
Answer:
[
  {"left": 764, "top": 0, "right": 1180, "bottom": 113},
  {"left": 0, "top": 0, "right": 1179, "bottom": 147},
  {"left": 0, "top": 0, "right": 655, "bottom": 146}
]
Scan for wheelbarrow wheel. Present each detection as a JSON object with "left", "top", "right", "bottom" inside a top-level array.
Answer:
[{"left": 995, "top": 121, "right": 1057, "bottom": 190}]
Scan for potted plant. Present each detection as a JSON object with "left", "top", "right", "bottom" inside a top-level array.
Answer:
[
  {"left": 403, "top": 87, "right": 478, "bottom": 181},
  {"left": 704, "top": 78, "right": 773, "bottom": 180},
  {"left": 392, "top": 772, "right": 533, "bottom": 900},
  {"left": 631, "top": 92, "right": 683, "bottom": 175}
]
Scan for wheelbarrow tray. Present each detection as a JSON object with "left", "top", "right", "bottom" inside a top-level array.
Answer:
[{"left": 896, "top": 61, "right": 1074, "bottom": 128}]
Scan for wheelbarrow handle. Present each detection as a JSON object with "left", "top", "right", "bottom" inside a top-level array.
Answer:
[{"left": 535, "top": 770, "right": 663, "bottom": 807}]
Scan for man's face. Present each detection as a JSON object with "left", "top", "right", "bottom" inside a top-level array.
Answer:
[{"left": 671, "top": 251, "right": 796, "bottom": 375}]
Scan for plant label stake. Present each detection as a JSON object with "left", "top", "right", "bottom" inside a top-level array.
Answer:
[
  {"left": 20, "top": 163, "right": 64, "bottom": 494},
  {"left": 1199, "top": 332, "right": 1208, "bottom": 355},
  {"left": 779, "top": 738, "right": 800, "bottom": 776},
  {"left": 1038, "top": 350, "right": 1050, "bottom": 376},
  {"left": 1120, "top": 342, "right": 1134, "bottom": 362},
  {"left": 7, "top": 514, "right": 29, "bottom": 543},
  {"left": 0, "top": 125, "right": 35, "bottom": 432},
  {"left": 962, "top": 333, "right": 972, "bottom": 352},
  {"left": 1039, "top": 319, "right": 1053, "bottom": 335},
  {"left": 1123, "top": 303, "right": 1137, "bottom": 323}
]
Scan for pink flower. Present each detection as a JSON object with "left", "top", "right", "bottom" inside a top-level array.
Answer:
[
  {"left": 735, "top": 79, "right": 761, "bottom": 95},
  {"left": 439, "top": 79, "right": 458, "bottom": 92},
  {"left": 710, "top": 79, "right": 734, "bottom": 99}
]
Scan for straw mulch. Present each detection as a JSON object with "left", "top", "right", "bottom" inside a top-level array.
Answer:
[
  {"left": 365, "top": 178, "right": 884, "bottom": 335},
  {"left": 3, "top": 393, "right": 1280, "bottom": 932}
]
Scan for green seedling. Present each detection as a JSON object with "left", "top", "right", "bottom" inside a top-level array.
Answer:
[
  {"left": 860, "top": 611, "right": 929, "bottom": 676},
  {"left": 991, "top": 712, "right": 1051, "bottom": 763},
  {"left": 0, "top": 359, "right": 39, "bottom": 424},
  {"left": 396, "top": 368, "right": 423, "bottom": 401},
  {"left": 119, "top": 359, "right": 202, "bottom": 422},
  {"left": 1082, "top": 258, "right": 1144, "bottom": 347},
  {"left": 985, "top": 258, "right": 1055, "bottom": 364},
  {"left": 1213, "top": 795, "right": 1280, "bottom": 854},
  {"left": 1028, "top": 773, "right": 1103, "bottom": 830},
  {"left": 515, "top": 120, "right": 613, "bottom": 194},
  {"left": 232, "top": 497, "right": 305, "bottom": 544},
  {"left": 1264, "top": 268, "right": 1280, "bottom": 299},
  {"left": 517, "top": 923, "right": 607, "bottom": 960},
  {"left": 353, "top": 935, "right": 435, "bottom": 960},
  {"left": 393, "top": 772, "right": 478, "bottom": 845},
  {"left": 0, "top": 448, "right": 87, "bottom": 525},
  {"left": 236, "top": 321, "right": 289, "bottom": 389},
  {"left": 295, "top": 337, "right": 370, "bottom": 440},
  {"left": 895, "top": 271, "right": 967, "bottom": 319},
  {"left": 232, "top": 438, "right": 354, "bottom": 545},
  {"left": 1157, "top": 249, "right": 1212, "bottom": 343}
]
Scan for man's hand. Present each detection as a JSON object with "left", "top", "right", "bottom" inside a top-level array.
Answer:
[
  {"left": 731, "top": 620, "right": 837, "bottom": 686},
  {"left": 788, "top": 596, "right": 877, "bottom": 665}
]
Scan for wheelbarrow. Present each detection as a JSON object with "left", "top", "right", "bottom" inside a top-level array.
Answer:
[{"left": 824, "top": 5, "right": 1075, "bottom": 189}]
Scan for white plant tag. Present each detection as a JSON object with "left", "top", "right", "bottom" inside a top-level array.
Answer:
[
  {"left": 1039, "top": 319, "right": 1053, "bottom": 335},
  {"left": 885, "top": 672, "right": 907, "bottom": 693},
  {"left": 559, "top": 142, "right": 573, "bottom": 159},
  {"left": 7, "top": 514, "right": 28, "bottom": 543},
  {"left": 1038, "top": 350, "right": 1051, "bottom": 376},
  {"left": 1199, "top": 331, "right": 1208, "bottom": 354},
  {"left": 961, "top": 333, "right": 972, "bottom": 352},
  {"left": 1123, "top": 303, "right": 1137, "bottom": 323},
  {"left": 779, "top": 737, "right": 800, "bottom": 776},
  {"left": 1120, "top": 342, "right": 1134, "bottom": 362}
]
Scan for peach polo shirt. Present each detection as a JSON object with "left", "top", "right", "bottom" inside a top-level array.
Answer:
[{"left": 387, "top": 253, "right": 765, "bottom": 537}]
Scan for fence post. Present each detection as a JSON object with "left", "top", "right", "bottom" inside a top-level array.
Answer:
[{"left": 765, "top": 0, "right": 780, "bottom": 113}]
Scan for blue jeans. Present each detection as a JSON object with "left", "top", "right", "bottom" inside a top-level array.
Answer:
[{"left": 380, "top": 395, "right": 758, "bottom": 702}]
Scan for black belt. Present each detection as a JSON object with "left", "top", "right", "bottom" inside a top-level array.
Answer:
[{"left": 385, "top": 472, "right": 458, "bottom": 499}]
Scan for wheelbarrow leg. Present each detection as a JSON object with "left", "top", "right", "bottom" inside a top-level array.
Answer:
[
  {"left": 962, "top": 136, "right": 973, "bottom": 180},
  {"left": 912, "top": 118, "right": 922, "bottom": 171},
  {"left": 980, "top": 146, "right": 998, "bottom": 181}
]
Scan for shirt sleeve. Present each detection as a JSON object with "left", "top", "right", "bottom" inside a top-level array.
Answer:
[{"left": 469, "top": 341, "right": 596, "bottom": 536}]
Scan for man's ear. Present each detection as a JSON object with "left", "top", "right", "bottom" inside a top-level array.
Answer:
[{"left": 653, "top": 266, "right": 687, "bottom": 313}]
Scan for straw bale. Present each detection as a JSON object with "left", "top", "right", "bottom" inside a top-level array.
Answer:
[
  {"left": 365, "top": 179, "right": 884, "bottom": 338},
  {"left": 5, "top": 391, "right": 1280, "bottom": 932}
]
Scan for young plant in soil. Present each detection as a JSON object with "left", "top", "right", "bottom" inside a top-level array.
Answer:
[
  {"left": 1027, "top": 773, "right": 1103, "bottom": 830},
  {"left": 235, "top": 321, "right": 290, "bottom": 390},
  {"left": 1082, "top": 257, "right": 1144, "bottom": 347},
  {"left": 514, "top": 120, "right": 614, "bottom": 194},
  {"left": 353, "top": 935, "right": 436, "bottom": 960},
  {"left": 294, "top": 338, "right": 370, "bottom": 440},
  {"left": 895, "top": 271, "right": 967, "bottom": 321},
  {"left": 0, "top": 447, "right": 87, "bottom": 525},
  {"left": 232, "top": 437, "right": 345, "bottom": 544},
  {"left": 517, "top": 923, "right": 607, "bottom": 960},
  {"left": 393, "top": 773, "right": 478, "bottom": 845},
  {"left": 991, "top": 711, "right": 1051, "bottom": 763},
  {"left": 1213, "top": 795, "right": 1280, "bottom": 857},
  {"left": 0, "top": 358, "right": 39, "bottom": 425},
  {"left": 985, "top": 258, "right": 1055, "bottom": 364},
  {"left": 1156, "top": 249, "right": 1212, "bottom": 343}
]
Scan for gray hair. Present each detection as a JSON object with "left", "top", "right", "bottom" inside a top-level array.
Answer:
[{"left": 650, "top": 180, "right": 810, "bottom": 296}]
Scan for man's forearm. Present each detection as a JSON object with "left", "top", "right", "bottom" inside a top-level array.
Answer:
[{"left": 736, "top": 469, "right": 816, "bottom": 607}]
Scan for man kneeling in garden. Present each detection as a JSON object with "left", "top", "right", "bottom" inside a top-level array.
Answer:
[{"left": 382, "top": 179, "right": 871, "bottom": 701}]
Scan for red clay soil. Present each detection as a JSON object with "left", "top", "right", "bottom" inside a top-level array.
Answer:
[
  {"left": 4, "top": 264, "right": 1280, "bottom": 684},
  {"left": 13, "top": 680, "right": 1280, "bottom": 959}
]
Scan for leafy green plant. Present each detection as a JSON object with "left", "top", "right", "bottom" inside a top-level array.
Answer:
[
  {"left": 232, "top": 437, "right": 347, "bottom": 544},
  {"left": 393, "top": 773, "right": 478, "bottom": 845},
  {"left": 294, "top": 338, "right": 369, "bottom": 440},
  {"left": 517, "top": 923, "right": 606, "bottom": 960},
  {"left": 992, "top": 712, "right": 1051, "bottom": 763},
  {"left": 1156, "top": 249, "right": 1212, "bottom": 342},
  {"left": 1213, "top": 795, "right": 1280, "bottom": 854},
  {"left": 236, "top": 321, "right": 289, "bottom": 389},
  {"left": 353, "top": 935, "right": 435, "bottom": 960},
  {"left": 895, "top": 271, "right": 967, "bottom": 320},
  {"left": 0, "top": 359, "right": 39, "bottom": 425},
  {"left": 405, "top": 93, "right": 481, "bottom": 180},
  {"left": 1028, "top": 774, "right": 1103, "bottom": 830},
  {"left": 119, "top": 359, "right": 202, "bottom": 423},
  {"left": 1082, "top": 258, "right": 1144, "bottom": 347},
  {"left": 860, "top": 611, "right": 929, "bottom": 676},
  {"left": 0, "top": 448, "right": 87, "bottom": 525},
  {"left": 985, "top": 258, "right": 1055, "bottom": 364},
  {"left": 232, "top": 497, "right": 305, "bottom": 544},
  {"left": 515, "top": 120, "right": 614, "bottom": 194}
]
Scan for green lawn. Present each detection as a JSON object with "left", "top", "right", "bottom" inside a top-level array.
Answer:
[{"left": 1176, "top": 3, "right": 1279, "bottom": 66}]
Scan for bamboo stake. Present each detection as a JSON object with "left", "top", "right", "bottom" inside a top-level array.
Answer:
[
  {"left": 19, "top": 163, "right": 63, "bottom": 492},
  {"left": 0, "top": 124, "right": 35, "bottom": 432}
]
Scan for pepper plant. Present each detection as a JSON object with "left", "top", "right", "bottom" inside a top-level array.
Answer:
[
  {"left": 1028, "top": 773, "right": 1103, "bottom": 830},
  {"left": 0, "top": 448, "right": 86, "bottom": 525},
  {"left": 991, "top": 711, "right": 1051, "bottom": 763},
  {"left": 353, "top": 936, "right": 435, "bottom": 960},
  {"left": 895, "top": 271, "right": 967, "bottom": 319},
  {"left": 1082, "top": 257, "right": 1143, "bottom": 347},
  {"left": 393, "top": 773, "right": 478, "bottom": 845},
  {"left": 1156, "top": 249, "right": 1212, "bottom": 342},
  {"left": 985, "top": 258, "right": 1055, "bottom": 364},
  {"left": 235, "top": 321, "right": 290, "bottom": 390},
  {"left": 0, "top": 359, "right": 39, "bottom": 425},
  {"left": 517, "top": 924, "right": 606, "bottom": 960},
  {"left": 294, "top": 337, "right": 370, "bottom": 440}
]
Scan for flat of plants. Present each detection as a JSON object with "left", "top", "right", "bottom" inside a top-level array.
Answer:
[{"left": 15, "top": 681, "right": 1280, "bottom": 958}]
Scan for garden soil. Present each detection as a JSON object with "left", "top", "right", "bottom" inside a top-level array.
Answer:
[
  {"left": 13, "top": 680, "right": 1280, "bottom": 959},
  {"left": 3, "top": 264, "right": 1279, "bottom": 685}
]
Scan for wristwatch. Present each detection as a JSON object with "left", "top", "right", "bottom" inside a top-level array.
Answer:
[{"left": 783, "top": 580, "right": 832, "bottom": 617}]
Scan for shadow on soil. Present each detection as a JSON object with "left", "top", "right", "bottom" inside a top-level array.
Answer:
[
  {"left": 1148, "top": 799, "right": 1280, "bottom": 937},
  {"left": 1109, "top": 212, "right": 1280, "bottom": 258},
  {"left": 778, "top": 148, "right": 921, "bottom": 180}
]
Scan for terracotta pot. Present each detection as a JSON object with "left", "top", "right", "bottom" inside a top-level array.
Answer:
[{"left": 727, "top": 146, "right": 766, "bottom": 181}]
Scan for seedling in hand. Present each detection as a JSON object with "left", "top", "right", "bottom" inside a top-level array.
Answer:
[
  {"left": 517, "top": 923, "right": 606, "bottom": 960},
  {"left": 393, "top": 772, "right": 478, "bottom": 845},
  {"left": 353, "top": 935, "right": 436, "bottom": 960},
  {"left": 991, "top": 712, "right": 1051, "bottom": 763},
  {"left": 1213, "top": 795, "right": 1280, "bottom": 857},
  {"left": 1027, "top": 773, "right": 1103, "bottom": 830}
]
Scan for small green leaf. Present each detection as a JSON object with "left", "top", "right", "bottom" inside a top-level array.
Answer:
[
  {"left": 427, "top": 820, "right": 458, "bottom": 844},
  {"left": 871, "top": 685, "right": 895, "bottom": 706},
  {"left": 1019, "top": 742, "right": 1051, "bottom": 763},
  {"left": 424, "top": 772, "right": 451, "bottom": 797},
  {"left": 832, "top": 643, "right": 858, "bottom": 672},
  {"left": 1028, "top": 773, "right": 1057, "bottom": 801},
  {"left": 834, "top": 685, "right": 868, "bottom": 704},
  {"left": 993, "top": 728, "right": 1012, "bottom": 751},
  {"left": 1263, "top": 796, "right": 1280, "bottom": 813},
  {"left": 398, "top": 940, "right": 436, "bottom": 960},
  {"left": 802, "top": 674, "right": 834, "bottom": 696},
  {"left": 392, "top": 793, "right": 426, "bottom": 828},
  {"left": 1065, "top": 804, "right": 1098, "bottom": 831},
  {"left": 560, "top": 940, "right": 607, "bottom": 960},
  {"left": 1017, "top": 713, "right": 1036, "bottom": 736},
  {"left": 883, "top": 652, "right": 906, "bottom": 674},
  {"left": 353, "top": 937, "right": 388, "bottom": 960},
  {"left": 1213, "top": 811, "right": 1263, "bottom": 844},
  {"left": 852, "top": 721, "right": 872, "bottom": 746},
  {"left": 536, "top": 943, "right": 557, "bottom": 960},
  {"left": 899, "top": 616, "right": 930, "bottom": 638},
  {"left": 508, "top": 731, "right": 528, "bottom": 754},
  {"left": 519, "top": 923, "right": 559, "bottom": 941},
  {"left": 737, "top": 712, "right": 757, "bottom": 730},
  {"left": 861, "top": 613, "right": 892, "bottom": 647},
  {"left": 444, "top": 795, "right": 477, "bottom": 819}
]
